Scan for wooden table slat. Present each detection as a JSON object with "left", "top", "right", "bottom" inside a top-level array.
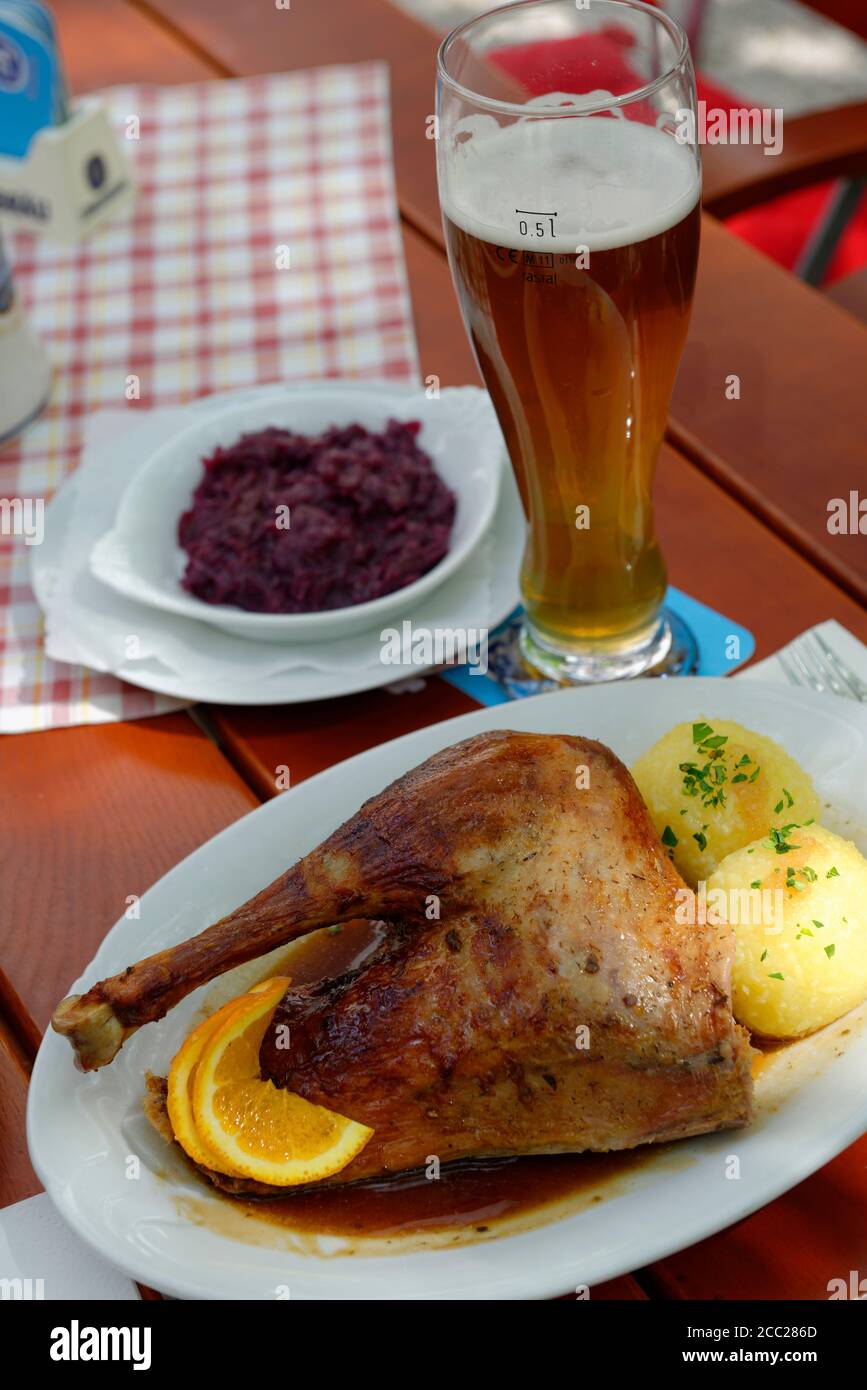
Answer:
[
  {"left": 211, "top": 676, "right": 478, "bottom": 801},
  {"left": 671, "top": 217, "right": 867, "bottom": 607},
  {"left": 0, "top": 1025, "right": 40, "bottom": 1208},
  {"left": 55, "top": 0, "right": 218, "bottom": 89},
  {"left": 701, "top": 99, "right": 867, "bottom": 220},
  {"left": 586, "top": 1276, "right": 648, "bottom": 1300},
  {"left": 402, "top": 224, "right": 480, "bottom": 385},
  {"left": 0, "top": 714, "right": 259, "bottom": 1039}
]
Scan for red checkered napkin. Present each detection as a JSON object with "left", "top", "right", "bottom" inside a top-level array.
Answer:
[{"left": 0, "top": 63, "right": 419, "bottom": 732}]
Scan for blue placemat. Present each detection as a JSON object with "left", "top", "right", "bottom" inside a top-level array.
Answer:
[{"left": 439, "top": 587, "right": 755, "bottom": 707}]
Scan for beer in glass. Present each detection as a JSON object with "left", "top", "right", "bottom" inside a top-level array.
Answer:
[{"left": 437, "top": 0, "right": 701, "bottom": 682}]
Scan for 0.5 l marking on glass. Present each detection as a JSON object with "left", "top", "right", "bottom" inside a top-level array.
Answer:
[{"left": 515, "top": 208, "right": 558, "bottom": 239}]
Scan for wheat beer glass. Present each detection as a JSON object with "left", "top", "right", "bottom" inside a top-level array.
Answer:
[{"left": 436, "top": 0, "right": 701, "bottom": 682}]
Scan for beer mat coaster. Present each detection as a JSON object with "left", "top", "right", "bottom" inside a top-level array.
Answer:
[
  {"left": 0, "top": 62, "right": 418, "bottom": 733},
  {"left": 0, "top": 1194, "right": 140, "bottom": 1300},
  {"left": 439, "top": 591, "right": 756, "bottom": 706}
]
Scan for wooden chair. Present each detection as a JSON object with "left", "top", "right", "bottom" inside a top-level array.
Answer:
[
  {"left": 701, "top": 100, "right": 867, "bottom": 320},
  {"left": 701, "top": 100, "right": 867, "bottom": 222}
]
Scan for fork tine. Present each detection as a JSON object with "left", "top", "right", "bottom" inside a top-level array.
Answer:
[
  {"left": 777, "top": 648, "right": 805, "bottom": 689},
  {"left": 798, "top": 633, "right": 847, "bottom": 697},
  {"left": 787, "top": 640, "right": 826, "bottom": 694},
  {"left": 809, "top": 631, "right": 867, "bottom": 702}
]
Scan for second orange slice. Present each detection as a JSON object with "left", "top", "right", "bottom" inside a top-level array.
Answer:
[
  {"left": 192, "top": 981, "right": 373, "bottom": 1187},
  {"left": 167, "top": 976, "right": 290, "bottom": 1178}
]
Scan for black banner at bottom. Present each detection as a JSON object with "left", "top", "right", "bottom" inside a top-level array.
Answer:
[{"left": 3, "top": 1296, "right": 863, "bottom": 1373}]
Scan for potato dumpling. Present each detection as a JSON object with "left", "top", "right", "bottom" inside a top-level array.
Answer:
[
  {"left": 708, "top": 823, "right": 867, "bottom": 1038},
  {"left": 632, "top": 718, "right": 820, "bottom": 887}
]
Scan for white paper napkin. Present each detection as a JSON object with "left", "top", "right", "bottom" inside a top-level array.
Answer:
[
  {"left": 0, "top": 1194, "right": 140, "bottom": 1300},
  {"left": 740, "top": 620, "right": 867, "bottom": 691}
]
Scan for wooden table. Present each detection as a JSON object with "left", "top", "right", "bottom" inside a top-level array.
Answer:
[{"left": 3, "top": 0, "right": 866, "bottom": 1302}]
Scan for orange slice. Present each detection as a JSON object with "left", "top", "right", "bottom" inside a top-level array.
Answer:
[
  {"left": 167, "top": 977, "right": 290, "bottom": 1177},
  {"left": 192, "top": 982, "right": 373, "bottom": 1187}
]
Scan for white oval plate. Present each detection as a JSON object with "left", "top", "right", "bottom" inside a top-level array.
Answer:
[
  {"left": 89, "top": 382, "right": 502, "bottom": 644},
  {"left": 28, "top": 680, "right": 867, "bottom": 1300}
]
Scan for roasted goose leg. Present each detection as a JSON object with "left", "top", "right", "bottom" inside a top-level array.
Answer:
[{"left": 52, "top": 730, "right": 753, "bottom": 1168}]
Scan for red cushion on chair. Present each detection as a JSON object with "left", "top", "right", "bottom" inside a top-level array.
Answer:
[{"left": 728, "top": 182, "right": 867, "bottom": 283}]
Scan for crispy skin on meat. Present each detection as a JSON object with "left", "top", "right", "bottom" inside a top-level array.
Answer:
[
  {"left": 116, "top": 731, "right": 753, "bottom": 1194},
  {"left": 256, "top": 735, "right": 753, "bottom": 1184}
]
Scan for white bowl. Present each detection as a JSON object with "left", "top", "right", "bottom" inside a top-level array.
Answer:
[{"left": 89, "top": 381, "right": 503, "bottom": 643}]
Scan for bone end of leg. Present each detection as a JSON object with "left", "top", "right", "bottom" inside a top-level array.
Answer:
[{"left": 51, "top": 994, "right": 135, "bottom": 1071}]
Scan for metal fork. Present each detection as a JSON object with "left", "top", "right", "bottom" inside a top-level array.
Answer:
[{"left": 777, "top": 630, "right": 867, "bottom": 703}]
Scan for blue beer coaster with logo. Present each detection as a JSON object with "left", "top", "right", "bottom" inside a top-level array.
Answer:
[
  {"left": 0, "top": 1, "right": 68, "bottom": 159},
  {"left": 438, "top": 587, "right": 755, "bottom": 706}
]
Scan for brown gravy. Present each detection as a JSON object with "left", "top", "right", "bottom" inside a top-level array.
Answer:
[
  {"left": 234, "top": 1150, "right": 646, "bottom": 1240},
  {"left": 271, "top": 918, "right": 388, "bottom": 986},
  {"left": 749, "top": 1036, "right": 791, "bottom": 1079}
]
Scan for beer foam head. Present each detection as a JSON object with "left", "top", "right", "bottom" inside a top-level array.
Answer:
[{"left": 440, "top": 113, "right": 700, "bottom": 253}]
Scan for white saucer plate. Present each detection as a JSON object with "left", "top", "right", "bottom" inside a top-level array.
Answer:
[{"left": 31, "top": 383, "right": 524, "bottom": 704}]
